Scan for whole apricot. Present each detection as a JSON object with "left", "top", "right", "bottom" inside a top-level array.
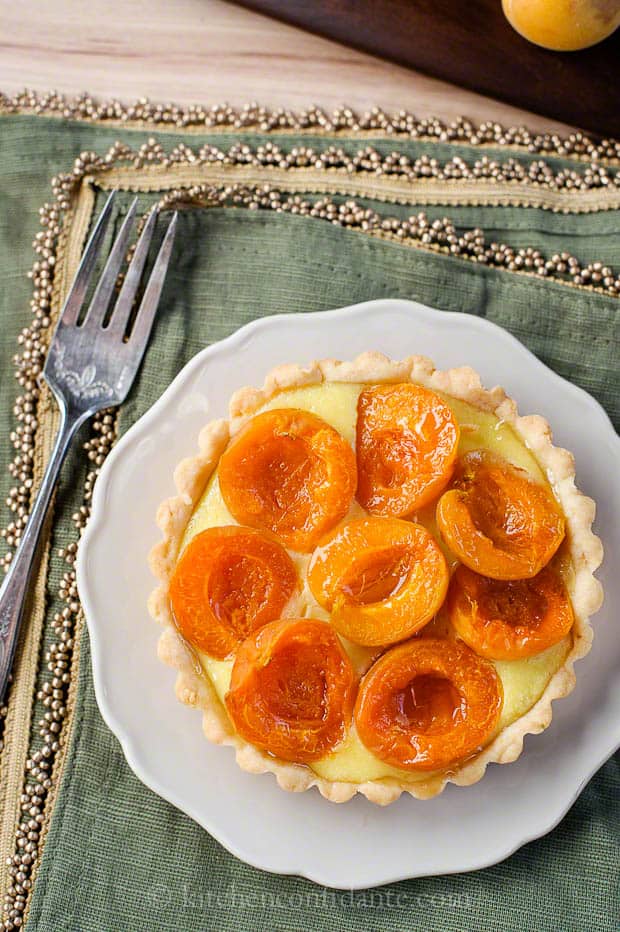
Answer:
[{"left": 502, "top": 0, "right": 620, "bottom": 51}]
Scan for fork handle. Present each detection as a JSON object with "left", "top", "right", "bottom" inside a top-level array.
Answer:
[{"left": 0, "top": 405, "right": 87, "bottom": 704}]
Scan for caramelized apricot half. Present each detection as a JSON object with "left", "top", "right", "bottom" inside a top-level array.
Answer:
[
  {"left": 447, "top": 564, "right": 574, "bottom": 660},
  {"left": 308, "top": 517, "right": 449, "bottom": 646},
  {"left": 225, "top": 618, "right": 357, "bottom": 763},
  {"left": 169, "top": 526, "right": 297, "bottom": 659},
  {"left": 356, "top": 383, "right": 459, "bottom": 517},
  {"left": 355, "top": 638, "right": 503, "bottom": 771},
  {"left": 436, "top": 451, "right": 565, "bottom": 579},
  {"left": 219, "top": 408, "right": 357, "bottom": 552}
]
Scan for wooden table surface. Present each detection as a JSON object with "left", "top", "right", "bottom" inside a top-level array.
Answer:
[{"left": 0, "top": 0, "right": 577, "bottom": 134}]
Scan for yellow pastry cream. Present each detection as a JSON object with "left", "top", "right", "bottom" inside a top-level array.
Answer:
[{"left": 178, "top": 382, "right": 572, "bottom": 783}]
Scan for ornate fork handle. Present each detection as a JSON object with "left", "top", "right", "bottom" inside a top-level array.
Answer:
[
  {"left": 0, "top": 192, "right": 177, "bottom": 705},
  {"left": 0, "top": 403, "right": 89, "bottom": 703}
]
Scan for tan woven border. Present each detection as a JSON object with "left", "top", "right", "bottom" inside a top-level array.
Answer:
[
  {"left": 90, "top": 162, "right": 620, "bottom": 215},
  {"left": 0, "top": 184, "right": 97, "bottom": 907},
  {"left": 0, "top": 501, "right": 51, "bottom": 897}
]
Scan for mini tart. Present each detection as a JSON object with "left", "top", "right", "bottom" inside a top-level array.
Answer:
[{"left": 148, "top": 353, "right": 603, "bottom": 805}]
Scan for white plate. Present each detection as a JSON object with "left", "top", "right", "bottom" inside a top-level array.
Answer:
[{"left": 77, "top": 299, "right": 620, "bottom": 889}]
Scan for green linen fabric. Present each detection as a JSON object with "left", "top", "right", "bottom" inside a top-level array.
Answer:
[{"left": 0, "top": 113, "right": 618, "bottom": 932}]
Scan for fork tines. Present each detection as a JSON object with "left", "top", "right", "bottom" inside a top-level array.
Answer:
[{"left": 58, "top": 190, "right": 178, "bottom": 342}]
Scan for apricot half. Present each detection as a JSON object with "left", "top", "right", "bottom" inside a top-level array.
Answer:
[
  {"left": 219, "top": 408, "right": 357, "bottom": 552},
  {"left": 436, "top": 451, "right": 565, "bottom": 580},
  {"left": 355, "top": 638, "right": 503, "bottom": 771},
  {"left": 225, "top": 618, "right": 357, "bottom": 763},
  {"left": 169, "top": 526, "right": 297, "bottom": 659},
  {"left": 308, "top": 517, "right": 449, "bottom": 646},
  {"left": 447, "top": 564, "right": 574, "bottom": 660},
  {"left": 356, "top": 383, "right": 459, "bottom": 517}
]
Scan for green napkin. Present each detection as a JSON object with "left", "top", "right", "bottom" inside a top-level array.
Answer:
[{"left": 0, "top": 109, "right": 617, "bottom": 932}]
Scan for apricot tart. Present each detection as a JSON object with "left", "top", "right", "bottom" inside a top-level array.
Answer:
[{"left": 149, "top": 353, "right": 603, "bottom": 804}]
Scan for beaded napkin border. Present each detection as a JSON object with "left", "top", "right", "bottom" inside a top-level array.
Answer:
[
  {"left": 1, "top": 90, "right": 620, "bottom": 166},
  {"left": 0, "top": 109, "right": 619, "bottom": 928}
]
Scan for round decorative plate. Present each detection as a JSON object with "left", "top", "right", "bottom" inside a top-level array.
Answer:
[{"left": 77, "top": 299, "right": 619, "bottom": 889}]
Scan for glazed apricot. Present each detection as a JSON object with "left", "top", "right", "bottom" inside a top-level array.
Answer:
[
  {"left": 356, "top": 383, "right": 460, "bottom": 517},
  {"left": 436, "top": 451, "right": 565, "bottom": 579},
  {"left": 447, "top": 564, "right": 574, "bottom": 660},
  {"left": 169, "top": 526, "right": 297, "bottom": 659},
  {"left": 219, "top": 408, "right": 357, "bottom": 552},
  {"left": 355, "top": 638, "right": 503, "bottom": 771},
  {"left": 225, "top": 618, "right": 357, "bottom": 763},
  {"left": 308, "top": 517, "right": 449, "bottom": 646}
]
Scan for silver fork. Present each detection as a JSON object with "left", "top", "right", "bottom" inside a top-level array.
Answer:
[{"left": 0, "top": 191, "right": 177, "bottom": 701}]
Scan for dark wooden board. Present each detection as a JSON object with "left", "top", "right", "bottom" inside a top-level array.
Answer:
[{"left": 232, "top": 0, "right": 620, "bottom": 138}]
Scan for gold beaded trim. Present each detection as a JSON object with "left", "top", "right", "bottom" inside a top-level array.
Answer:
[
  {"left": 88, "top": 141, "right": 620, "bottom": 214},
  {"left": 1, "top": 414, "right": 115, "bottom": 932},
  {"left": 1, "top": 126, "right": 620, "bottom": 931},
  {"left": 1, "top": 89, "right": 619, "bottom": 165},
  {"left": 182, "top": 141, "right": 620, "bottom": 194}
]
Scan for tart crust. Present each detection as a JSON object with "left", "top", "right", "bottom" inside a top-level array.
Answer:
[{"left": 148, "top": 353, "right": 603, "bottom": 805}]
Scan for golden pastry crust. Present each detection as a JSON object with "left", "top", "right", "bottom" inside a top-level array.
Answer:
[{"left": 148, "top": 352, "right": 603, "bottom": 805}]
